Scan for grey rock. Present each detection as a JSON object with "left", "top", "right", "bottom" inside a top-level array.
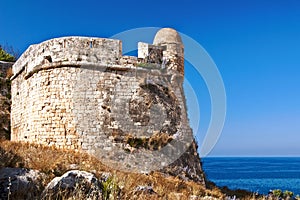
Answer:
[
  {"left": 0, "top": 167, "right": 45, "bottom": 200},
  {"left": 41, "top": 170, "right": 103, "bottom": 200},
  {"left": 135, "top": 185, "right": 156, "bottom": 194}
]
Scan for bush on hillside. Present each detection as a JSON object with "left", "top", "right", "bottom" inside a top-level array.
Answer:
[{"left": 0, "top": 46, "right": 15, "bottom": 62}]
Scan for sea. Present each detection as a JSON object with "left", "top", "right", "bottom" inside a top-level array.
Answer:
[{"left": 202, "top": 157, "right": 300, "bottom": 195}]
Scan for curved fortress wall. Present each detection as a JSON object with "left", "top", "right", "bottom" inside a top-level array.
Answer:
[
  {"left": 11, "top": 37, "right": 122, "bottom": 147},
  {"left": 11, "top": 28, "right": 205, "bottom": 184}
]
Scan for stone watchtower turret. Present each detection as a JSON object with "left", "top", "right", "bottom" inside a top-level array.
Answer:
[
  {"left": 10, "top": 28, "right": 206, "bottom": 184},
  {"left": 138, "top": 28, "right": 184, "bottom": 75},
  {"left": 153, "top": 28, "right": 184, "bottom": 74}
]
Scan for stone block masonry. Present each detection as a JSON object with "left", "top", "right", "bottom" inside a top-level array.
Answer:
[{"left": 11, "top": 28, "right": 206, "bottom": 185}]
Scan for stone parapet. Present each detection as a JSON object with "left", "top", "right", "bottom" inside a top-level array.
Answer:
[{"left": 12, "top": 37, "right": 122, "bottom": 80}]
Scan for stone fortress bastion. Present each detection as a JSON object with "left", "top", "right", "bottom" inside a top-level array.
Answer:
[{"left": 11, "top": 28, "right": 206, "bottom": 184}]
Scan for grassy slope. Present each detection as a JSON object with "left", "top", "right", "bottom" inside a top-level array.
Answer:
[{"left": 0, "top": 140, "right": 224, "bottom": 199}]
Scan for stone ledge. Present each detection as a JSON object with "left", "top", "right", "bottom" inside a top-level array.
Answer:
[{"left": 11, "top": 61, "right": 183, "bottom": 81}]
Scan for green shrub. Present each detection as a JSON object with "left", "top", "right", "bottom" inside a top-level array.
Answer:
[
  {"left": 283, "top": 190, "right": 294, "bottom": 198},
  {"left": 273, "top": 189, "right": 294, "bottom": 198},
  {"left": 102, "top": 176, "right": 119, "bottom": 200},
  {"left": 0, "top": 47, "right": 15, "bottom": 62},
  {"left": 273, "top": 189, "right": 282, "bottom": 197}
]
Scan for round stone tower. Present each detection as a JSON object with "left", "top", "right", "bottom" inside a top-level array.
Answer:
[
  {"left": 153, "top": 28, "right": 184, "bottom": 75},
  {"left": 10, "top": 28, "right": 206, "bottom": 185}
]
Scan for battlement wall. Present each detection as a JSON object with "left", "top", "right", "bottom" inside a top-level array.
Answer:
[
  {"left": 12, "top": 27, "right": 185, "bottom": 81},
  {"left": 12, "top": 37, "right": 122, "bottom": 80}
]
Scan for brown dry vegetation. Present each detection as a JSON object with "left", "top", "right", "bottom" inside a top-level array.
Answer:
[{"left": 0, "top": 140, "right": 225, "bottom": 199}]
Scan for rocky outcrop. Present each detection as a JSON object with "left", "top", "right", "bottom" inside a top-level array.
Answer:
[
  {"left": 160, "top": 139, "right": 206, "bottom": 184},
  {"left": 0, "top": 167, "right": 45, "bottom": 200},
  {"left": 41, "top": 170, "right": 105, "bottom": 200}
]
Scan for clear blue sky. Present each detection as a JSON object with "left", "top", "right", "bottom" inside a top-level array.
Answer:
[{"left": 1, "top": 0, "right": 300, "bottom": 156}]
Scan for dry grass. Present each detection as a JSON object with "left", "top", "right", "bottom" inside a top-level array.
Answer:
[
  {"left": 0, "top": 140, "right": 110, "bottom": 183},
  {"left": 0, "top": 140, "right": 224, "bottom": 199},
  {"left": 5, "top": 67, "right": 13, "bottom": 79}
]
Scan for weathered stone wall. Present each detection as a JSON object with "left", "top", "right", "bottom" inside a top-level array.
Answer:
[
  {"left": 11, "top": 28, "right": 206, "bottom": 184},
  {"left": 11, "top": 67, "right": 79, "bottom": 147},
  {"left": 11, "top": 63, "right": 193, "bottom": 166}
]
